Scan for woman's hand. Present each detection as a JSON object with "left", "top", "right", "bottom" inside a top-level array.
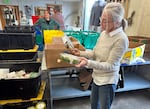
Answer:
[
  {"left": 71, "top": 48, "right": 80, "bottom": 56},
  {"left": 75, "top": 57, "right": 88, "bottom": 68}
]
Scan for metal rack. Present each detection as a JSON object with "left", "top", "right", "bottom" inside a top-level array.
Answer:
[
  {"left": 48, "top": 61, "right": 150, "bottom": 109},
  {"left": 50, "top": 62, "right": 150, "bottom": 99}
]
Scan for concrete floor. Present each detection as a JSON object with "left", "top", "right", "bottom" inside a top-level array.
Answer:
[{"left": 53, "top": 89, "right": 150, "bottom": 109}]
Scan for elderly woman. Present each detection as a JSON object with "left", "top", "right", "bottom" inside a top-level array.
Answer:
[{"left": 72, "top": 2, "right": 129, "bottom": 109}]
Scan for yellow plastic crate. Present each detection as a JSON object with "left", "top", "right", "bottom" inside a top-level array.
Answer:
[
  {"left": 123, "top": 42, "right": 145, "bottom": 63},
  {"left": 43, "top": 30, "right": 64, "bottom": 44},
  {"left": 0, "top": 45, "right": 38, "bottom": 53}
]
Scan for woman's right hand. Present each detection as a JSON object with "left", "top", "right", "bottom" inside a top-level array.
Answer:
[{"left": 71, "top": 48, "right": 80, "bottom": 56}]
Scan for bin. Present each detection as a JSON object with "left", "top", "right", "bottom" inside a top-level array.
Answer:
[
  {"left": 2, "top": 100, "right": 47, "bottom": 109},
  {"left": 0, "top": 62, "right": 41, "bottom": 100},
  {"left": 0, "top": 33, "right": 35, "bottom": 50},
  {"left": 82, "top": 31, "right": 100, "bottom": 49},
  {"left": 64, "top": 31, "right": 100, "bottom": 49},
  {"left": 0, "top": 45, "right": 38, "bottom": 62},
  {"left": 43, "top": 30, "right": 64, "bottom": 44},
  {"left": 64, "top": 31, "right": 83, "bottom": 45},
  {"left": 4, "top": 26, "right": 34, "bottom": 33}
]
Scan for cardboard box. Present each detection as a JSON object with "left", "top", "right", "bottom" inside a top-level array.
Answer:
[
  {"left": 123, "top": 42, "right": 145, "bottom": 64},
  {"left": 52, "top": 37, "right": 64, "bottom": 44},
  {"left": 69, "top": 37, "right": 85, "bottom": 51},
  {"left": 45, "top": 37, "right": 85, "bottom": 69},
  {"left": 45, "top": 44, "right": 73, "bottom": 69},
  {"left": 128, "top": 36, "right": 150, "bottom": 53},
  {"left": 52, "top": 37, "right": 85, "bottom": 51}
]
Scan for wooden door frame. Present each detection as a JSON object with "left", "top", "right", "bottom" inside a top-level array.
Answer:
[
  {"left": 47, "top": 4, "right": 62, "bottom": 15},
  {"left": 0, "top": 5, "right": 20, "bottom": 30}
]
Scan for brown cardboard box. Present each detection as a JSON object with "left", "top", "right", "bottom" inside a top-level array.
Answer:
[
  {"left": 45, "top": 44, "right": 73, "bottom": 69},
  {"left": 45, "top": 37, "right": 85, "bottom": 69},
  {"left": 128, "top": 36, "right": 150, "bottom": 53},
  {"left": 69, "top": 37, "right": 85, "bottom": 51},
  {"left": 52, "top": 37, "right": 64, "bottom": 44},
  {"left": 78, "top": 68, "right": 93, "bottom": 90},
  {"left": 52, "top": 37, "right": 85, "bottom": 51}
]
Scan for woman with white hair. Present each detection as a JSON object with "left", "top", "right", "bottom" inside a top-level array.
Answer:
[{"left": 72, "top": 2, "right": 129, "bottom": 109}]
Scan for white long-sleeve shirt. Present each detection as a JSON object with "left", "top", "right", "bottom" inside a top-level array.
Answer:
[{"left": 80, "top": 27, "right": 129, "bottom": 86}]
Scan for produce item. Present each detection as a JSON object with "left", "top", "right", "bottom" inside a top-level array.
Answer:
[
  {"left": 27, "top": 106, "right": 36, "bottom": 109},
  {"left": 62, "top": 36, "right": 74, "bottom": 49},
  {"left": 7, "top": 71, "right": 16, "bottom": 79},
  {"left": 30, "top": 72, "right": 39, "bottom": 78},
  {"left": 57, "top": 59, "right": 62, "bottom": 63},
  {"left": 36, "top": 101, "right": 46, "bottom": 109},
  {"left": 60, "top": 53, "right": 79, "bottom": 64},
  {"left": 15, "top": 70, "right": 26, "bottom": 77},
  {"left": 27, "top": 101, "right": 46, "bottom": 109},
  {"left": 0, "top": 69, "right": 9, "bottom": 79},
  {"left": 0, "top": 70, "right": 39, "bottom": 79}
]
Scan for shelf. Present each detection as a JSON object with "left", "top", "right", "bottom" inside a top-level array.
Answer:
[
  {"left": 121, "top": 61, "right": 150, "bottom": 67},
  {"left": 116, "top": 73, "right": 150, "bottom": 92},
  {"left": 50, "top": 72, "right": 150, "bottom": 100},
  {"left": 51, "top": 77, "right": 91, "bottom": 100}
]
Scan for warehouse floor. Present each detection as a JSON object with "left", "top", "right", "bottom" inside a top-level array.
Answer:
[{"left": 53, "top": 89, "right": 150, "bottom": 109}]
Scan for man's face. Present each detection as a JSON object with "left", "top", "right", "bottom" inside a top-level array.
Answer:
[
  {"left": 100, "top": 11, "right": 114, "bottom": 33},
  {"left": 44, "top": 11, "right": 50, "bottom": 19}
]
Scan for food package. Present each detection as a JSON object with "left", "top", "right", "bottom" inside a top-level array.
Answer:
[{"left": 59, "top": 53, "right": 79, "bottom": 65}]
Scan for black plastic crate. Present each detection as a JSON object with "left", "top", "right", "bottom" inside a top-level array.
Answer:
[
  {"left": 4, "top": 26, "right": 34, "bottom": 33},
  {"left": 0, "top": 33, "right": 35, "bottom": 50},
  {"left": 0, "top": 62, "right": 41, "bottom": 100},
  {"left": 0, "top": 52, "right": 37, "bottom": 62}
]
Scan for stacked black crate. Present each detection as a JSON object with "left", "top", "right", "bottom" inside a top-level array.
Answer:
[
  {"left": 0, "top": 26, "right": 41, "bottom": 100},
  {"left": 0, "top": 26, "right": 37, "bottom": 61}
]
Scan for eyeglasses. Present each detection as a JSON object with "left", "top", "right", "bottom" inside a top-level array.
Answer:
[{"left": 99, "top": 17, "right": 113, "bottom": 24}]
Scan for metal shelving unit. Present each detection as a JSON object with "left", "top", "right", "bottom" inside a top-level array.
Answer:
[
  {"left": 50, "top": 72, "right": 150, "bottom": 100},
  {"left": 43, "top": 51, "right": 150, "bottom": 109},
  {"left": 50, "top": 61, "right": 150, "bottom": 100}
]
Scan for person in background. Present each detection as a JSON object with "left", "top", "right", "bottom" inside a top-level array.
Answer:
[
  {"left": 51, "top": 6, "right": 65, "bottom": 30},
  {"left": 34, "top": 10, "right": 60, "bottom": 32},
  {"left": 72, "top": 2, "right": 129, "bottom": 109}
]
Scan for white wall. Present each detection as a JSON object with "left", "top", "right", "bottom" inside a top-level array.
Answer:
[
  {"left": 63, "top": 1, "right": 82, "bottom": 27},
  {"left": 126, "top": 0, "right": 150, "bottom": 37},
  {"left": 84, "top": 0, "right": 95, "bottom": 30}
]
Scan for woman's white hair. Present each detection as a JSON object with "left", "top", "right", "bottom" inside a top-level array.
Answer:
[{"left": 104, "top": 2, "right": 128, "bottom": 30}]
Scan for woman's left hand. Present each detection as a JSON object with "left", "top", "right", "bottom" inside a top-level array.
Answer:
[{"left": 75, "top": 57, "right": 88, "bottom": 68}]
